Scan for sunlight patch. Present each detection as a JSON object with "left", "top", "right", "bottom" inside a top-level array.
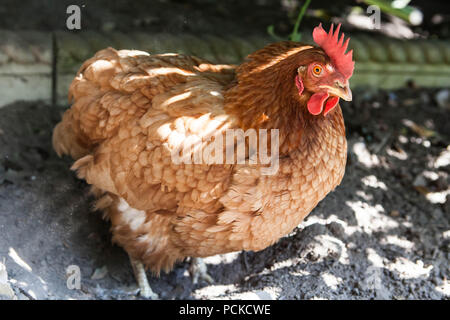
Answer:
[
  {"left": 193, "top": 284, "right": 237, "bottom": 299},
  {"left": 433, "top": 146, "right": 450, "bottom": 168},
  {"left": 425, "top": 190, "right": 450, "bottom": 204},
  {"left": 321, "top": 273, "right": 342, "bottom": 290},
  {"left": 387, "top": 258, "right": 433, "bottom": 280},
  {"left": 435, "top": 280, "right": 450, "bottom": 296},
  {"left": 361, "top": 175, "right": 387, "bottom": 190},
  {"left": 346, "top": 200, "right": 398, "bottom": 234},
  {"left": 352, "top": 141, "right": 380, "bottom": 168},
  {"left": 381, "top": 235, "right": 415, "bottom": 251},
  {"left": 8, "top": 248, "right": 32, "bottom": 272},
  {"left": 203, "top": 252, "right": 240, "bottom": 265}
]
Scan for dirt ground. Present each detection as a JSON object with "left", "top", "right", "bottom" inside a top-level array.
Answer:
[
  {"left": 0, "top": 85, "right": 448, "bottom": 300},
  {"left": 0, "top": 0, "right": 449, "bottom": 301}
]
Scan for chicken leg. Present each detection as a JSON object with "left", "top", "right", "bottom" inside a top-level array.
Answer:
[
  {"left": 189, "top": 257, "right": 214, "bottom": 285},
  {"left": 129, "top": 256, "right": 159, "bottom": 299}
]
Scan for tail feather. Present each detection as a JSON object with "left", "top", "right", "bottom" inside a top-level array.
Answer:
[
  {"left": 52, "top": 117, "right": 90, "bottom": 160},
  {"left": 70, "top": 154, "right": 94, "bottom": 179}
]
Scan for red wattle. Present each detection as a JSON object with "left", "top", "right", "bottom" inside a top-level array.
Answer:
[
  {"left": 307, "top": 92, "right": 329, "bottom": 115},
  {"left": 323, "top": 96, "right": 339, "bottom": 116}
]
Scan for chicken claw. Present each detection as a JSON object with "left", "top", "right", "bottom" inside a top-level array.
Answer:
[
  {"left": 189, "top": 258, "right": 214, "bottom": 285},
  {"left": 129, "top": 256, "right": 159, "bottom": 299}
]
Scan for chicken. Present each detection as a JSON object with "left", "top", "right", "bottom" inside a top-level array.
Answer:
[{"left": 52, "top": 23, "right": 354, "bottom": 298}]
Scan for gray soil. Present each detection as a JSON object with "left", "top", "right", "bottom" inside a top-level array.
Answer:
[
  {"left": 0, "top": 86, "right": 449, "bottom": 300},
  {"left": 0, "top": 0, "right": 449, "bottom": 300}
]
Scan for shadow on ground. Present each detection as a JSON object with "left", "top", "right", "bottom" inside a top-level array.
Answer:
[{"left": 0, "top": 87, "right": 449, "bottom": 299}]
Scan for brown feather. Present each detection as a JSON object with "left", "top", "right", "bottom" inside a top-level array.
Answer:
[{"left": 52, "top": 43, "right": 347, "bottom": 274}]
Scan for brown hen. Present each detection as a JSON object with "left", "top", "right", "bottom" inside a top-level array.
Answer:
[{"left": 53, "top": 24, "right": 353, "bottom": 298}]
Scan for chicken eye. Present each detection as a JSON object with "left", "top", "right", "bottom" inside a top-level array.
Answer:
[{"left": 312, "top": 65, "right": 323, "bottom": 76}]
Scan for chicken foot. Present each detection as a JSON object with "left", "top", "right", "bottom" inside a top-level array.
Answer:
[
  {"left": 189, "top": 257, "right": 214, "bottom": 285},
  {"left": 129, "top": 256, "right": 159, "bottom": 299}
]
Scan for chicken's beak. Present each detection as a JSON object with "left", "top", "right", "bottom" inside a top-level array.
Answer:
[{"left": 320, "top": 80, "right": 352, "bottom": 102}]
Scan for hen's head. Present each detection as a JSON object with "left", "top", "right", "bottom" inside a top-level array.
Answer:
[{"left": 296, "top": 23, "right": 354, "bottom": 116}]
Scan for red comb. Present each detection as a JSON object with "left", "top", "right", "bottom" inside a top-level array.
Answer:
[{"left": 312, "top": 23, "right": 354, "bottom": 79}]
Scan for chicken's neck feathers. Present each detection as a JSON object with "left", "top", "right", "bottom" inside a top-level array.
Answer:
[{"left": 223, "top": 42, "right": 344, "bottom": 155}]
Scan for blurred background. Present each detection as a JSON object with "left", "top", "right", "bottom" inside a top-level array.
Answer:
[
  {"left": 0, "top": 0, "right": 449, "bottom": 300},
  {"left": 0, "top": 0, "right": 449, "bottom": 36}
]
